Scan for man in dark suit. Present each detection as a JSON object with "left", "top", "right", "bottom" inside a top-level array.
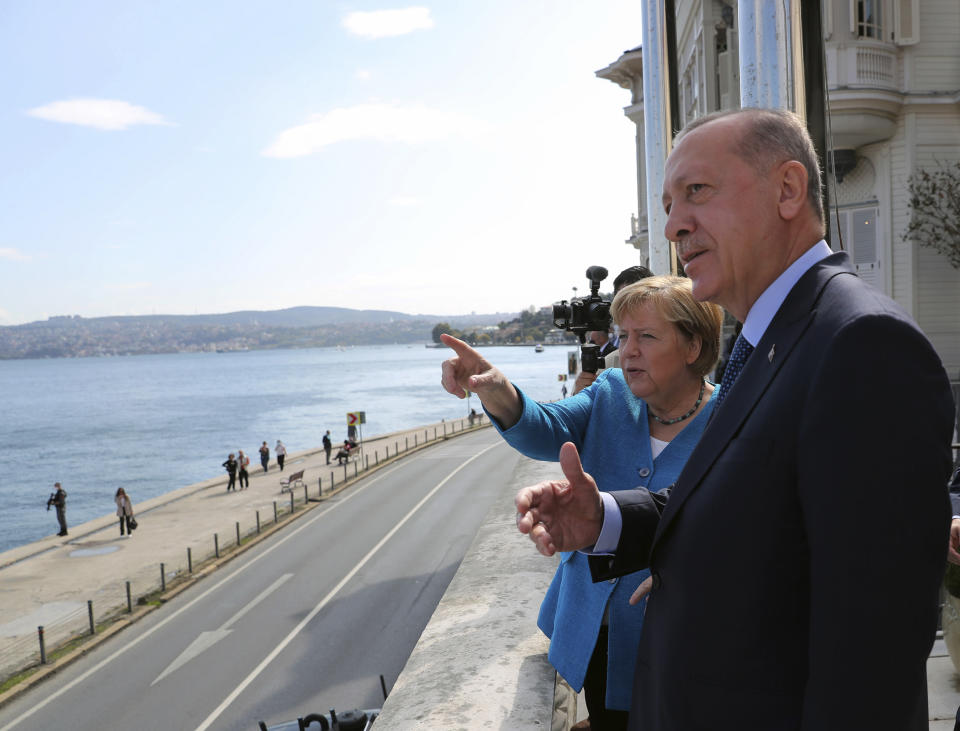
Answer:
[{"left": 516, "top": 108, "right": 955, "bottom": 730}]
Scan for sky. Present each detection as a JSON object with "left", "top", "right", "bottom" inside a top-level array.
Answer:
[{"left": 0, "top": 1, "right": 647, "bottom": 325}]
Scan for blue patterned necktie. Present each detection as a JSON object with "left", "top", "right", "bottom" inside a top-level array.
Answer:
[{"left": 716, "top": 335, "right": 754, "bottom": 404}]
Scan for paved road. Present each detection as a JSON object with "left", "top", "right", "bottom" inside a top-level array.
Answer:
[{"left": 0, "top": 429, "right": 518, "bottom": 731}]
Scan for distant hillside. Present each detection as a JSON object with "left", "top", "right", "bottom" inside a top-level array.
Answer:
[{"left": 0, "top": 307, "right": 517, "bottom": 360}]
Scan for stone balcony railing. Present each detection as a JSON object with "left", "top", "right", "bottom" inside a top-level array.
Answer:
[{"left": 827, "top": 40, "right": 898, "bottom": 90}]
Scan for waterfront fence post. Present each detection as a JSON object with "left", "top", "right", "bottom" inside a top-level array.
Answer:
[
  {"left": 88, "top": 600, "right": 95, "bottom": 635},
  {"left": 443, "top": 423, "right": 446, "bottom": 437},
  {"left": 343, "top": 463, "right": 347, "bottom": 481},
  {"left": 256, "top": 511, "right": 261, "bottom": 533},
  {"left": 126, "top": 581, "right": 132, "bottom": 613},
  {"left": 365, "top": 455, "right": 369, "bottom": 470},
  {"left": 38, "top": 626, "right": 46, "bottom": 664},
  {"left": 303, "top": 484, "right": 308, "bottom": 503},
  {"left": 414, "top": 434, "right": 417, "bottom": 447},
  {"left": 318, "top": 478, "right": 322, "bottom": 496},
  {"left": 236, "top": 521, "right": 241, "bottom": 546},
  {"left": 329, "top": 471, "right": 334, "bottom": 490},
  {"left": 434, "top": 426, "right": 437, "bottom": 440},
  {"left": 375, "top": 450, "right": 379, "bottom": 465},
  {"left": 289, "top": 492, "right": 294, "bottom": 514},
  {"left": 273, "top": 501, "right": 278, "bottom": 523},
  {"left": 353, "top": 463, "right": 358, "bottom": 477},
  {"left": 405, "top": 437, "right": 409, "bottom": 451},
  {"left": 214, "top": 533, "right": 220, "bottom": 559},
  {"left": 386, "top": 445, "right": 390, "bottom": 459},
  {"left": 188, "top": 547, "right": 193, "bottom": 573},
  {"left": 161, "top": 563, "right": 166, "bottom": 592}
]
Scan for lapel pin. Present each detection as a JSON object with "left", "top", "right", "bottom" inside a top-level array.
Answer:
[{"left": 768, "top": 344, "right": 776, "bottom": 362}]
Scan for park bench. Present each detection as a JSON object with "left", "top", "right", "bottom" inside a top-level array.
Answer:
[{"left": 279, "top": 469, "right": 305, "bottom": 494}]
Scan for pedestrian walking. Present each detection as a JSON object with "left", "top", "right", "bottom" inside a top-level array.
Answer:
[
  {"left": 259, "top": 441, "right": 270, "bottom": 473},
  {"left": 322, "top": 430, "right": 332, "bottom": 465},
  {"left": 222, "top": 453, "right": 238, "bottom": 492},
  {"left": 46, "top": 482, "right": 68, "bottom": 536},
  {"left": 275, "top": 440, "right": 286, "bottom": 471},
  {"left": 115, "top": 487, "right": 136, "bottom": 537},
  {"left": 238, "top": 450, "right": 250, "bottom": 489}
]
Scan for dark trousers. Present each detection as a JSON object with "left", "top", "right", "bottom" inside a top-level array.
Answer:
[
  {"left": 238, "top": 468, "right": 249, "bottom": 488},
  {"left": 119, "top": 515, "right": 133, "bottom": 535},
  {"left": 261, "top": 457, "right": 268, "bottom": 472},
  {"left": 583, "top": 625, "right": 629, "bottom": 731},
  {"left": 226, "top": 472, "right": 236, "bottom": 491},
  {"left": 324, "top": 446, "right": 331, "bottom": 464},
  {"left": 277, "top": 454, "right": 285, "bottom": 470},
  {"left": 55, "top": 506, "right": 68, "bottom": 535}
]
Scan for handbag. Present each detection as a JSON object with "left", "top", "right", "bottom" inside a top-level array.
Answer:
[{"left": 128, "top": 517, "right": 138, "bottom": 531}]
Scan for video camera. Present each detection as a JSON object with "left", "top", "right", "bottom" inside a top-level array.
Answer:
[{"left": 552, "top": 265, "right": 612, "bottom": 374}]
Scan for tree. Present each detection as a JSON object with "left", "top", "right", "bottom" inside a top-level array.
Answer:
[
  {"left": 903, "top": 161, "right": 960, "bottom": 269},
  {"left": 432, "top": 322, "right": 456, "bottom": 343}
]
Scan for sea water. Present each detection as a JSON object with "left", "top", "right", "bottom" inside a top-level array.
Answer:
[{"left": 0, "top": 343, "right": 574, "bottom": 553}]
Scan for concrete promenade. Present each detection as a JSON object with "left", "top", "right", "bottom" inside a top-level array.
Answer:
[{"left": 0, "top": 415, "right": 485, "bottom": 695}]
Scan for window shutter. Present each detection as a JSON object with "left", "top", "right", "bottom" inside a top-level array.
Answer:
[{"left": 894, "top": 0, "right": 919, "bottom": 45}]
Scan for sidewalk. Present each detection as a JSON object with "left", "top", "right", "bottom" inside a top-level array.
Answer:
[{"left": 0, "top": 415, "right": 484, "bottom": 696}]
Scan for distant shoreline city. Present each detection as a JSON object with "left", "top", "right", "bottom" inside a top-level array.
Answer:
[{"left": 0, "top": 304, "right": 579, "bottom": 360}]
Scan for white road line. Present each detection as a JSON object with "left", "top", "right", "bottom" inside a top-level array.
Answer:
[
  {"left": 151, "top": 573, "right": 293, "bottom": 686},
  {"left": 193, "top": 441, "right": 504, "bottom": 731},
  {"left": 0, "top": 460, "right": 411, "bottom": 731}
]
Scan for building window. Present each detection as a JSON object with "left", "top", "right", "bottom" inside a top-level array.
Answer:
[
  {"left": 680, "top": 43, "right": 701, "bottom": 126},
  {"left": 857, "top": 0, "right": 883, "bottom": 39}
]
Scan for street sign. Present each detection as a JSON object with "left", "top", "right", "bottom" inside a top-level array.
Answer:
[{"left": 347, "top": 412, "right": 360, "bottom": 426}]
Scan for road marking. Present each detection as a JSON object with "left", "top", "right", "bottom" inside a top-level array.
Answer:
[
  {"left": 151, "top": 573, "right": 293, "bottom": 686},
  {"left": 193, "top": 440, "right": 504, "bottom": 731},
  {"left": 0, "top": 458, "right": 412, "bottom": 731}
]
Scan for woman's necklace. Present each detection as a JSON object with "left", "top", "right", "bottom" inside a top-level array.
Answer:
[{"left": 649, "top": 379, "right": 705, "bottom": 426}]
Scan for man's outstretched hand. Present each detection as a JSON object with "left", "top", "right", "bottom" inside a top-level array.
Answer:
[{"left": 515, "top": 442, "right": 604, "bottom": 556}]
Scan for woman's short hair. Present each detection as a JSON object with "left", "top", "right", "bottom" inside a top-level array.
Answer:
[{"left": 611, "top": 275, "right": 724, "bottom": 378}]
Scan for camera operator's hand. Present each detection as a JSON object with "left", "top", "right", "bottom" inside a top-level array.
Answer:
[
  {"left": 440, "top": 334, "right": 522, "bottom": 428},
  {"left": 515, "top": 442, "right": 604, "bottom": 556},
  {"left": 572, "top": 370, "right": 597, "bottom": 395}
]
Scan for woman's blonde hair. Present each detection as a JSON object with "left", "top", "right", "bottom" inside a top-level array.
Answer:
[{"left": 611, "top": 275, "right": 724, "bottom": 378}]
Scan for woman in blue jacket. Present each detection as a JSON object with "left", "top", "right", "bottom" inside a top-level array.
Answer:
[{"left": 442, "top": 276, "right": 723, "bottom": 730}]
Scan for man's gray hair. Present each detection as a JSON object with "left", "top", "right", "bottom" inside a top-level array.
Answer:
[{"left": 676, "top": 108, "right": 825, "bottom": 227}]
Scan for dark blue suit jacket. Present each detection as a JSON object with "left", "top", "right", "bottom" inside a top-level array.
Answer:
[{"left": 591, "top": 253, "right": 955, "bottom": 730}]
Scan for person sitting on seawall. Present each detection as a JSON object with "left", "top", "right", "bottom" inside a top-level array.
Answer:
[
  {"left": 573, "top": 265, "right": 654, "bottom": 395},
  {"left": 115, "top": 487, "right": 135, "bottom": 537},
  {"left": 441, "top": 275, "right": 722, "bottom": 731}
]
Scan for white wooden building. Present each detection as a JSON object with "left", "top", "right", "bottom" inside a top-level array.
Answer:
[{"left": 597, "top": 0, "right": 960, "bottom": 378}]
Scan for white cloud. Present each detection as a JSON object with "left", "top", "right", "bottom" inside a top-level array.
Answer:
[
  {"left": 0, "top": 247, "right": 30, "bottom": 262},
  {"left": 262, "top": 102, "right": 489, "bottom": 158},
  {"left": 26, "top": 99, "right": 171, "bottom": 131},
  {"left": 355, "top": 69, "right": 372, "bottom": 81},
  {"left": 342, "top": 7, "right": 434, "bottom": 39}
]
